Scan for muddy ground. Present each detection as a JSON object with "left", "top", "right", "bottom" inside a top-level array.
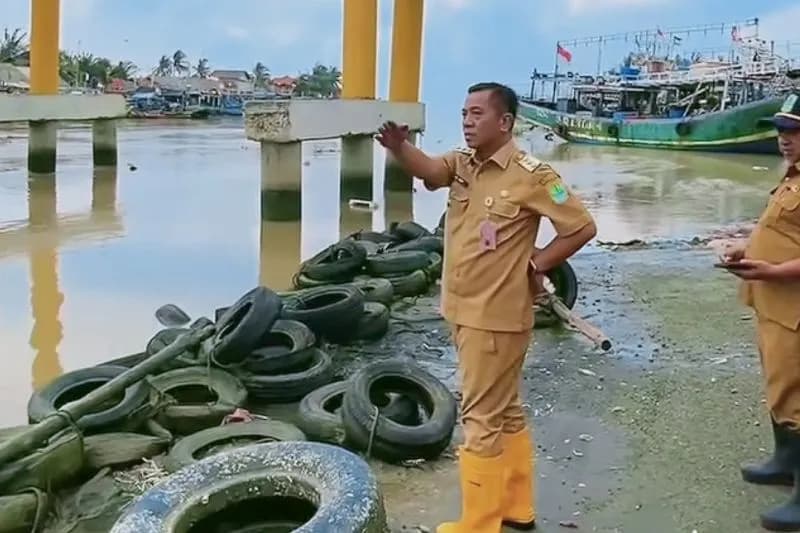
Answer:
[{"left": 44, "top": 236, "right": 782, "bottom": 533}]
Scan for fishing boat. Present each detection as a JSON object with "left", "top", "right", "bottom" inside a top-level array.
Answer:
[{"left": 518, "top": 18, "right": 800, "bottom": 154}]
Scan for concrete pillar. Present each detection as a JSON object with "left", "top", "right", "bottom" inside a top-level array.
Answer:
[
  {"left": 340, "top": 135, "right": 373, "bottom": 236},
  {"left": 28, "top": 121, "right": 57, "bottom": 175},
  {"left": 92, "top": 120, "right": 118, "bottom": 167},
  {"left": 29, "top": 0, "right": 61, "bottom": 95},
  {"left": 384, "top": 189, "right": 414, "bottom": 229},
  {"left": 342, "top": 0, "right": 378, "bottom": 99},
  {"left": 26, "top": 174, "right": 63, "bottom": 390},
  {"left": 385, "top": 0, "right": 424, "bottom": 193},
  {"left": 259, "top": 219, "right": 302, "bottom": 291},
  {"left": 261, "top": 142, "right": 302, "bottom": 222},
  {"left": 384, "top": 132, "right": 418, "bottom": 192}
]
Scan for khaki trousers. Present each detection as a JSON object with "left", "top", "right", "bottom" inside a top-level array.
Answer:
[
  {"left": 452, "top": 324, "right": 532, "bottom": 457},
  {"left": 757, "top": 315, "right": 800, "bottom": 428}
]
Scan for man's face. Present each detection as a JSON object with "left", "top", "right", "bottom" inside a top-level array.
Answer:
[
  {"left": 461, "top": 90, "right": 512, "bottom": 149},
  {"left": 778, "top": 127, "right": 800, "bottom": 163}
]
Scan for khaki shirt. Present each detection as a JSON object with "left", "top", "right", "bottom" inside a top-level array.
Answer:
[
  {"left": 433, "top": 139, "right": 594, "bottom": 332},
  {"left": 740, "top": 162, "right": 800, "bottom": 330}
]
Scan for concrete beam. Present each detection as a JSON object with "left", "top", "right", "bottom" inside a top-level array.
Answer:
[
  {"left": 0, "top": 95, "right": 127, "bottom": 123},
  {"left": 245, "top": 99, "right": 425, "bottom": 143}
]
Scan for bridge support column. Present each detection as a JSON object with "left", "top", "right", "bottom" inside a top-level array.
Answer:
[
  {"left": 340, "top": 135, "right": 373, "bottom": 236},
  {"left": 385, "top": 0, "right": 424, "bottom": 193},
  {"left": 92, "top": 120, "right": 118, "bottom": 167},
  {"left": 28, "top": 121, "right": 58, "bottom": 174},
  {"left": 260, "top": 141, "right": 302, "bottom": 222}
]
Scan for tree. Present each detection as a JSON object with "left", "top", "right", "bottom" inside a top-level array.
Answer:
[
  {"left": 253, "top": 62, "right": 269, "bottom": 88},
  {"left": 194, "top": 58, "right": 210, "bottom": 78},
  {"left": 109, "top": 60, "right": 137, "bottom": 80},
  {"left": 155, "top": 55, "right": 172, "bottom": 76},
  {"left": 0, "top": 28, "right": 28, "bottom": 64},
  {"left": 172, "top": 50, "right": 188, "bottom": 76},
  {"left": 293, "top": 63, "right": 341, "bottom": 97}
]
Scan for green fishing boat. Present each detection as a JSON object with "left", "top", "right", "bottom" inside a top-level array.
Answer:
[{"left": 519, "top": 18, "right": 800, "bottom": 155}]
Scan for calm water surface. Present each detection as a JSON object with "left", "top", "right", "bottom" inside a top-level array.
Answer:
[{"left": 0, "top": 118, "right": 781, "bottom": 427}]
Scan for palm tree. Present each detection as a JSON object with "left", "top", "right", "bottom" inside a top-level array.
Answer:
[
  {"left": 109, "top": 60, "right": 137, "bottom": 80},
  {"left": 155, "top": 55, "right": 172, "bottom": 76},
  {"left": 0, "top": 28, "right": 28, "bottom": 64},
  {"left": 172, "top": 49, "right": 189, "bottom": 76},
  {"left": 253, "top": 62, "right": 269, "bottom": 88},
  {"left": 194, "top": 58, "right": 210, "bottom": 78}
]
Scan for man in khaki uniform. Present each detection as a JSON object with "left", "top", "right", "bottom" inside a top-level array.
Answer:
[
  {"left": 723, "top": 92, "right": 800, "bottom": 532},
  {"left": 377, "top": 82, "right": 597, "bottom": 533}
]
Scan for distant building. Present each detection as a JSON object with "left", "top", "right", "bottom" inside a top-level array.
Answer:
[
  {"left": 271, "top": 75, "right": 297, "bottom": 97},
  {"left": 0, "top": 63, "right": 70, "bottom": 92},
  {"left": 210, "top": 70, "right": 255, "bottom": 94}
]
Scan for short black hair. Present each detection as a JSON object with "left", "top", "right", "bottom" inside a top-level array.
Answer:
[{"left": 467, "top": 82, "right": 518, "bottom": 119}]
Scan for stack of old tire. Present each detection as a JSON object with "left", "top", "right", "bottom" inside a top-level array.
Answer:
[
  {"left": 7, "top": 284, "right": 456, "bottom": 532},
  {"left": 292, "top": 220, "right": 444, "bottom": 300}
]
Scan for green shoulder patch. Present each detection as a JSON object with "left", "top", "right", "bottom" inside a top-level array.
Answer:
[
  {"left": 548, "top": 181, "right": 569, "bottom": 204},
  {"left": 515, "top": 153, "right": 542, "bottom": 172}
]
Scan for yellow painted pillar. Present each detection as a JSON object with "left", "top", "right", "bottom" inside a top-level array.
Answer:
[
  {"left": 385, "top": 0, "right": 424, "bottom": 192},
  {"left": 342, "top": 0, "right": 377, "bottom": 99},
  {"left": 29, "top": 0, "right": 61, "bottom": 95},
  {"left": 341, "top": 0, "right": 378, "bottom": 235}
]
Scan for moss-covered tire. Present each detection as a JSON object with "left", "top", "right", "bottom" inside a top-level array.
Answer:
[
  {"left": 154, "top": 303, "right": 191, "bottom": 327},
  {"left": 390, "top": 221, "right": 432, "bottom": 241},
  {"left": 27, "top": 365, "right": 149, "bottom": 433},
  {"left": 297, "top": 381, "right": 419, "bottom": 444},
  {"left": 234, "top": 348, "right": 335, "bottom": 404},
  {"left": 341, "top": 359, "right": 457, "bottom": 462},
  {"left": 386, "top": 236, "right": 444, "bottom": 255},
  {"left": 366, "top": 250, "right": 430, "bottom": 276},
  {"left": 281, "top": 285, "right": 365, "bottom": 342},
  {"left": 165, "top": 420, "right": 307, "bottom": 473},
  {"left": 354, "top": 302, "right": 390, "bottom": 341},
  {"left": 382, "top": 269, "right": 430, "bottom": 297},
  {"left": 349, "top": 277, "right": 394, "bottom": 306},
  {"left": 149, "top": 367, "right": 248, "bottom": 435},
  {"left": 84, "top": 432, "right": 170, "bottom": 471},
  {"left": 299, "top": 240, "right": 367, "bottom": 282},
  {"left": 110, "top": 442, "right": 388, "bottom": 533},
  {"left": 146, "top": 328, "right": 204, "bottom": 369}
]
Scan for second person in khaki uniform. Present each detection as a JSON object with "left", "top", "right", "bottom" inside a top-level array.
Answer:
[{"left": 377, "top": 82, "right": 597, "bottom": 533}]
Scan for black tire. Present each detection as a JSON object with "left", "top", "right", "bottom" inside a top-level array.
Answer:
[
  {"left": 424, "top": 252, "right": 443, "bottom": 282},
  {"left": 110, "top": 442, "right": 388, "bottom": 533},
  {"left": 354, "top": 302, "right": 390, "bottom": 341},
  {"left": 382, "top": 270, "right": 430, "bottom": 297},
  {"left": 212, "top": 287, "right": 283, "bottom": 366},
  {"left": 149, "top": 367, "right": 248, "bottom": 435},
  {"left": 390, "top": 221, "right": 432, "bottom": 241},
  {"left": 244, "top": 320, "right": 317, "bottom": 374},
  {"left": 97, "top": 351, "right": 148, "bottom": 368},
  {"left": 341, "top": 359, "right": 457, "bottom": 462},
  {"left": 292, "top": 271, "right": 336, "bottom": 290},
  {"left": 281, "top": 285, "right": 365, "bottom": 341},
  {"left": 545, "top": 260, "right": 579, "bottom": 309},
  {"left": 352, "top": 240, "right": 382, "bottom": 256},
  {"left": 234, "top": 348, "right": 335, "bottom": 403},
  {"left": 27, "top": 365, "right": 149, "bottom": 433},
  {"left": 146, "top": 328, "right": 203, "bottom": 368},
  {"left": 348, "top": 230, "right": 399, "bottom": 244},
  {"left": 190, "top": 317, "right": 215, "bottom": 330},
  {"left": 366, "top": 250, "right": 430, "bottom": 276},
  {"left": 154, "top": 303, "right": 191, "bottom": 327},
  {"left": 165, "top": 420, "right": 307, "bottom": 472},
  {"left": 297, "top": 381, "right": 420, "bottom": 444},
  {"left": 299, "top": 240, "right": 366, "bottom": 282},
  {"left": 349, "top": 277, "right": 394, "bottom": 306},
  {"left": 386, "top": 236, "right": 443, "bottom": 255}
]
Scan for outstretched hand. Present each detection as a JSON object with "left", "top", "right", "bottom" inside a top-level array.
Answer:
[{"left": 376, "top": 121, "right": 409, "bottom": 150}]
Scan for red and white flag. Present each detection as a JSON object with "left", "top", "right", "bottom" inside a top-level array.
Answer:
[{"left": 557, "top": 43, "right": 572, "bottom": 62}]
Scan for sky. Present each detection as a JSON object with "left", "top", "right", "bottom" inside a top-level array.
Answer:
[{"left": 3, "top": 0, "right": 800, "bottom": 142}]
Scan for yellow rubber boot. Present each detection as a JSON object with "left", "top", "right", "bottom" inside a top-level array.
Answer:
[
  {"left": 437, "top": 447, "right": 505, "bottom": 533},
  {"left": 501, "top": 429, "right": 536, "bottom": 530}
]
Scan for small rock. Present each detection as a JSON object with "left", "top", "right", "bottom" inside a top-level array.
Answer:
[
  {"left": 578, "top": 368, "right": 597, "bottom": 377},
  {"left": 611, "top": 406, "right": 625, "bottom": 413},
  {"left": 572, "top": 449, "right": 584, "bottom": 458},
  {"left": 579, "top": 434, "right": 594, "bottom": 442},
  {"left": 559, "top": 520, "right": 579, "bottom": 528}
]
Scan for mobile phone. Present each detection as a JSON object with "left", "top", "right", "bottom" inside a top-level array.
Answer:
[{"left": 714, "top": 261, "right": 754, "bottom": 270}]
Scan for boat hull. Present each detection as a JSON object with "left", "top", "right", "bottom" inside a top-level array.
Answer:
[{"left": 518, "top": 97, "right": 783, "bottom": 155}]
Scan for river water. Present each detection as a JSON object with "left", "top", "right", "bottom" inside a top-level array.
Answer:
[{"left": 0, "top": 118, "right": 780, "bottom": 427}]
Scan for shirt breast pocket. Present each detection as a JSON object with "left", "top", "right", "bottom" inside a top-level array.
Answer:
[{"left": 767, "top": 188, "right": 800, "bottom": 240}]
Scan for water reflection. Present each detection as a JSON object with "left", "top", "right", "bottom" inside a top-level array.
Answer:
[{"left": 24, "top": 168, "right": 121, "bottom": 391}]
